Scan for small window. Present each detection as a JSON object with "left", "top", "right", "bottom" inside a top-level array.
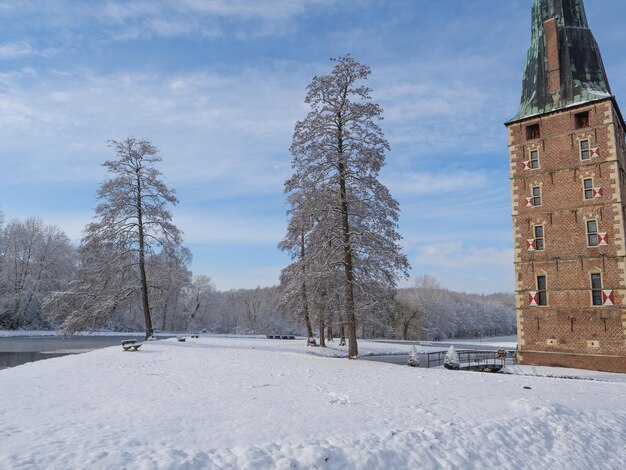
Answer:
[
  {"left": 532, "top": 186, "right": 542, "bottom": 206},
  {"left": 575, "top": 111, "right": 590, "bottom": 129},
  {"left": 529, "top": 150, "right": 539, "bottom": 169},
  {"left": 537, "top": 275, "right": 547, "bottom": 306},
  {"left": 587, "top": 219, "right": 598, "bottom": 246},
  {"left": 583, "top": 178, "right": 593, "bottom": 199},
  {"left": 534, "top": 225, "right": 544, "bottom": 251},
  {"left": 591, "top": 273, "right": 602, "bottom": 306},
  {"left": 580, "top": 139, "right": 590, "bottom": 160},
  {"left": 526, "top": 124, "right": 540, "bottom": 140}
]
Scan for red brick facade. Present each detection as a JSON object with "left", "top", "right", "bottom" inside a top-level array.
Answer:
[{"left": 507, "top": 99, "right": 626, "bottom": 373}]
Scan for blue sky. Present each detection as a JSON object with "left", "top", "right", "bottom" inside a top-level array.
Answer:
[{"left": 1, "top": 0, "right": 626, "bottom": 293}]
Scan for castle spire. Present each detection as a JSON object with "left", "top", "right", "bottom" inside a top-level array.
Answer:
[{"left": 509, "top": 0, "right": 612, "bottom": 122}]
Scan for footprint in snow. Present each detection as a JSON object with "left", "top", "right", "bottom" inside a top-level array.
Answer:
[
  {"left": 314, "top": 385, "right": 350, "bottom": 405},
  {"left": 327, "top": 391, "right": 350, "bottom": 405}
]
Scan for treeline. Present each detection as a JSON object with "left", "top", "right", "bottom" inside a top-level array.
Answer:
[
  {"left": 0, "top": 212, "right": 297, "bottom": 333},
  {"left": 395, "top": 275, "right": 516, "bottom": 341},
  {"left": 0, "top": 214, "right": 513, "bottom": 339}
]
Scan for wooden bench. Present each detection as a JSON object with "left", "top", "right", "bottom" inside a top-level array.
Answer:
[
  {"left": 121, "top": 339, "right": 143, "bottom": 351},
  {"left": 177, "top": 336, "right": 186, "bottom": 342}
]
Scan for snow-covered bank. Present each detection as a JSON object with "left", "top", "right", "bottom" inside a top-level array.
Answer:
[
  {"left": 1, "top": 336, "right": 624, "bottom": 469},
  {"left": 502, "top": 364, "right": 626, "bottom": 384}
]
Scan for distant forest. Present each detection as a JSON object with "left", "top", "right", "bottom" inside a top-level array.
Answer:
[{"left": 0, "top": 214, "right": 515, "bottom": 340}]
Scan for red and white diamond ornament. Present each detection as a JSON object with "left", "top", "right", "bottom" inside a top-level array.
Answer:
[
  {"left": 525, "top": 197, "right": 534, "bottom": 207},
  {"left": 526, "top": 239, "right": 536, "bottom": 251},
  {"left": 602, "top": 290, "right": 614, "bottom": 306},
  {"left": 593, "top": 187, "right": 603, "bottom": 198},
  {"left": 598, "top": 232, "right": 608, "bottom": 246},
  {"left": 523, "top": 161, "right": 531, "bottom": 170},
  {"left": 528, "top": 291, "right": 539, "bottom": 306},
  {"left": 590, "top": 147, "right": 600, "bottom": 158}
]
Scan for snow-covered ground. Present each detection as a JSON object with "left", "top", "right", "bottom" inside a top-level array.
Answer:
[
  {"left": 1, "top": 336, "right": 624, "bottom": 469},
  {"left": 502, "top": 364, "right": 626, "bottom": 383}
]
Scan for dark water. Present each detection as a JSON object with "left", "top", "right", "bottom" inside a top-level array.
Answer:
[
  {"left": 0, "top": 351, "right": 71, "bottom": 370},
  {"left": 0, "top": 335, "right": 172, "bottom": 370},
  {"left": 363, "top": 354, "right": 408, "bottom": 365}
]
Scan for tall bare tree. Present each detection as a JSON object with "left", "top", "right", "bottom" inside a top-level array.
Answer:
[
  {"left": 279, "top": 190, "right": 315, "bottom": 342},
  {"left": 44, "top": 138, "right": 183, "bottom": 339},
  {"left": 282, "top": 55, "right": 410, "bottom": 358}
]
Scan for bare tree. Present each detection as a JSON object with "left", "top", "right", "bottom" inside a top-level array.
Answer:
[
  {"left": 283, "top": 55, "right": 410, "bottom": 358},
  {"left": 278, "top": 191, "right": 315, "bottom": 342},
  {"left": 395, "top": 276, "right": 440, "bottom": 340},
  {"left": 395, "top": 289, "right": 421, "bottom": 341},
  {"left": 238, "top": 287, "right": 266, "bottom": 333},
  {"left": 183, "top": 275, "right": 216, "bottom": 332},
  {"left": 0, "top": 218, "right": 75, "bottom": 329},
  {"left": 147, "top": 244, "right": 192, "bottom": 331},
  {"left": 43, "top": 138, "right": 184, "bottom": 339}
]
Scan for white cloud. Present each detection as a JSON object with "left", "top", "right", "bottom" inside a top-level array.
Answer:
[
  {"left": 385, "top": 170, "right": 491, "bottom": 195},
  {"left": 0, "top": 64, "right": 312, "bottom": 191},
  {"left": 411, "top": 242, "right": 514, "bottom": 293},
  {"left": 0, "top": 41, "right": 56, "bottom": 60},
  {"left": 176, "top": 0, "right": 330, "bottom": 20},
  {"left": 415, "top": 242, "right": 513, "bottom": 269},
  {"left": 0, "top": 42, "right": 35, "bottom": 60},
  {"left": 0, "top": 0, "right": 340, "bottom": 41},
  {"left": 211, "top": 265, "right": 283, "bottom": 291},
  {"left": 176, "top": 213, "right": 284, "bottom": 246}
]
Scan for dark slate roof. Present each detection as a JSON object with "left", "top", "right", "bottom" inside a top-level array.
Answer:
[{"left": 508, "top": 0, "right": 612, "bottom": 123}]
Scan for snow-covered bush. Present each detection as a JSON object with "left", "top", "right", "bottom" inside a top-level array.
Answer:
[
  {"left": 407, "top": 346, "right": 420, "bottom": 367},
  {"left": 444, "top": 345, "right": 460, "bottom": 370},
  {"left": 496, "top": 348, "right": 507, "bottom": 363}
]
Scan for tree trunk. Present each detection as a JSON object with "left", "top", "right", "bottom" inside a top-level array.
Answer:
[
  {"left": 402, "top": 320, "right": 410, "bottom": 341},
  {"left": 326, "top": 317, "right": 333, "bottom": 342},
  {"left": 137, "top": 170, "right": 154, "bottom": 340},
  {"left": 186, "top": 295, "right": 201, "bottom": 332},
  {"left": 337, "top": 296, "right": 346, "bottom": 346},
  {"left": 300, "top": 233, "right": 314, "bottom": 340},
  {"left": 161, "top": 296, "right": 169, "bottom": 332},
  {"left": 337, "top": 114, "right": 358, "bottom": 359},
  {"left": 319, "top": 309, "right": 326, "bottom": 347}
]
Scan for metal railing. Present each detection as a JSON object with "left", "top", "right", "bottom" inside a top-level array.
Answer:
[{"left": 422, "top": 349, "right": 515, "bottom": 369}]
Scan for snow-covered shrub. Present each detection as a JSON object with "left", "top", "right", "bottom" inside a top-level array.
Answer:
[
  {"left": 407, "top": 346, "right": 420, "bottom": 367},
  {"left": 444, "top": 345, "right": 460, "bottom": 370},
  {"left": 496, "top": 348, "right": 507, "bottom": 362}
]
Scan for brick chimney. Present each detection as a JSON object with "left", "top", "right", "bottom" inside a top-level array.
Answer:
[{"left": 544, "top": 17, "right": 561, "bottom": 94}]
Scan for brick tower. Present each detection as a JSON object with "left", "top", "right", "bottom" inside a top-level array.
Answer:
[{"left": 506, "top": 0, "right": 626, "bottom": 372}]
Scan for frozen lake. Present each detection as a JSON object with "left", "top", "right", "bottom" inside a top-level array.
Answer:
[{"left": 0, "top": 335, "right": 173, "bottom": 370}]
